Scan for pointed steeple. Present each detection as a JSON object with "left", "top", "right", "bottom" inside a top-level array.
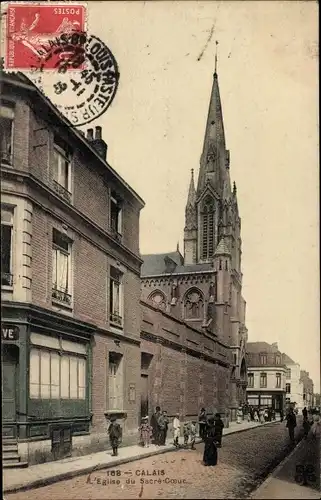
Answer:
[
  {"left": 186, "top": 169, "right": 196, "bottom": 207},
  {"left": 197, "top": 66, "right": 226, "bottom": 194}
]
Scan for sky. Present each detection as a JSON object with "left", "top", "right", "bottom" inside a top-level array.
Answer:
[
  {"left": 11, "top": 0, "right": 318, "bottom": 390},
  {"left": 85, "top": 0, "right": 319, "bottom": 391}
]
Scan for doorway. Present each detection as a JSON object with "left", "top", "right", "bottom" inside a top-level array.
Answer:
[
  {"left": 140, "top": 374, "right": 149, "bottom": 420},
  {"left": 2, "top": 345, "right": 18, "bottom": 421}
]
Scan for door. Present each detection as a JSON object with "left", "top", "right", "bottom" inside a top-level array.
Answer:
[
  {"left": 140, "top": 374, "right": 148, "bottom": 420},
  {"left": 2, "top": 359, "right": 17, "bottom": 421}
]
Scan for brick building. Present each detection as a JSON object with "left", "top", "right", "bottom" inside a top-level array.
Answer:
[
  {"left": 141, "top": 68, "right": 248, "bottom": 421},
  {"left": 1, "top": 72, "right": 144, "bottom": 466},
  {"left": 246, "top": 342, "right": 286, "bottom": 412},
  {"left": 300, "top": 370, "right": 314, "bottom": 410}
]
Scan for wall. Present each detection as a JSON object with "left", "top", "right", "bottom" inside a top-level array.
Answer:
[{"left": 247, "top": 366, "right": 286, "bottom": 392}]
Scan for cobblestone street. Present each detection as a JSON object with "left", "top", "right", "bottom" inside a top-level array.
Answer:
[{"left": 6, "top": 422, "right": 304, "bottom": 499}]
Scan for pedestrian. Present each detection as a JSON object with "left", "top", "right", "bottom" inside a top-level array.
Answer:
[
  {"left": 108, "top": 415, "right": 122, "bottom": 457},
  {"left": 139, "top": 416, "right": 153, "bottom": 447},
  {"left": 259, "top": 408, "right": 265, "bottom": 424},
  {"left": 254, "top": 409, "right": 259, "bottom": 422},
  {"left": 272, "top": 409, "right": 276, "bottom": 421},
  {"left": 160, "top": 410, "right": 169, "bottom": 445},
  {"left": 198, "top": 407, "right": 207, "bottom": 441},
  {"left": 203, "top": 417, "right": 218, "bottom": 467},
  {"left": 280, "top": 408, "right": 284, "bottom": 422},
  {"left": 264, "top": 408, "right": 268, "bottom": 422},
  {"left": 247, "top": 411, "right": 251, "bottom": 423},
  {"left": 302, "top": 417, "right": 310, "bottom": 440},
  {"left": 183, "top": 421, "right": 190, "bottom": 447},
  {"left": 150, "top": 406, "right": 161, "bottom": 445},
  {"left": 286, "top": 407, "right": 297, "bottom": 443},
  {"left": 236, "top": 407, "right": 242, "bottom": 424},
  {"left": 173, "top": 413, "right": 181, "bottom": 447},
  {"left": 214, "top": 413, "right": 224, "bottom": 447},
  {"left": 157, "top": 410, "right": 166, "bottom": 446},
  {"left": 302, "top": 407, "right": 308, "bottom": 420},
  {"left": 190, "top": 420, "right": 197, "bottom": 450}
]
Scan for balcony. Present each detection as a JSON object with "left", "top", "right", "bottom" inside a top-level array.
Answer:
[
  {"left": 1, "top": 272, "right": 13, "bottom": 286},
  {"left": 52, "top": 287, "right": 72, "bottom": 306},
  {"left": 53, "top": 180, "right": 72, "bottom": 204},
  {"left": 110, "top": 313, "right": 122, "bottom": 327}
]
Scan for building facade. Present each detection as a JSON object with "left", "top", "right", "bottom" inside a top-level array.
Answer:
[
  {"left": 1, "top": 72, "right": 144, "bottom": 466},
  {"left": 300, "top": 370, "right": 314, "bottom": 410},
  {"left": 283, "top": 355, "right": 304, "bottom": 411},
  {"left": 141, "top": 69, "right": 248, "bottom": 421},
  {"left": 246, "top": 342, "right": 286, "bottom": 411}
]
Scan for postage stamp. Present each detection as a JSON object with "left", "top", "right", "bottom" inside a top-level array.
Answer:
[
  {"left": 5, "top": 2, "right": 87, "bottom": 71},
  {"left": 32, "top": 33, "right": 120, "bottom": 126}
]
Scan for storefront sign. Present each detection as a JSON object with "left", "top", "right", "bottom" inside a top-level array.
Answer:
[{"left": 1, "top": 325, "right": 19, "bottom": 341}]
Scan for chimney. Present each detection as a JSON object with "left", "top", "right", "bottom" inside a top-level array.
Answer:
[
  {"left": 271, "top": 342, "right": 278, "bottom": 350},
  {"left": 88, "top": 126, "right": 108, "bottom": 160},
  {"left": 87, "top": 128, "right": 94, "bottom": 140}
]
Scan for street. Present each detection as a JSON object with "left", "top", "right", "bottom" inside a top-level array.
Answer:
[{"left": 6, "top": 421, "right": 305, "bottom": 499}]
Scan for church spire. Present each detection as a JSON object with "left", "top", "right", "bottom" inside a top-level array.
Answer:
[
  {"left": 186, "top": 169, "right": 196, "bottom": 207},
  {"left": 197, "top": 59, "right": 226, "bottom": 195}
]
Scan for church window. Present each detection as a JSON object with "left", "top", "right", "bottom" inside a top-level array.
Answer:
[
  {"left": 201, "top": 196, "right": 215, "bottom": 260},
  {"left": 184, "top": 288, "right": 204, "bottom": 320},
  {"left": 148, "top": 290, "right": 166, "bottom": 310}
]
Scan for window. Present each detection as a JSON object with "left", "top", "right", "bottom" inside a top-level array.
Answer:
[
  {"left": 108, "top": 352, "right": 123, "bottom": 410},
  {"left": 184, "top": 288, "right": 204, "bottom": 320},
  {"left": 248, "top": 373, "right": 254, "bottom": 388},
  {"left": 275, "top": 355, "right": 281, "bottom": 365},
  {"left": 53, "top": 139, "right": 72, "bottom": 203},
  {"left": 261, "top": 397, "right": 272, "bottom": 407},
  {"left": 286, "top": 383, "right": 291, "bottom": 394},
  {"left": 52, "top": 229, "right": 72, "bottom": 306},
  {"left": 0, "top": 105, "right": 14, "bottom": 165},
  {"left": 259, "top": 354, "right": 267, "bottom": 365},
  {"left": 260, "top": 373, "right": 267, "bottom": 388},
  {"left": 201, "top": 196, "right": 215, "bottom": 260},
  {"left": 29, "top": 335, "right": 86, "bottom": 400},
  {"left": 109, "top": 266, "right": 123, "bottom": 326},
  {"left": 110, "top": 192, "right": 122, "bottom": 237},
  {"left": 276, "top": 373, "right": 281, "bottom": 388},
  {"left": 148, "top": 290, "right": 166, "bottom": 310},
  {"left": 1, "top": 207, "right": 14, "bottom": 286},
  {"left": 286, "top": 368, "right": 291, "bottom": 379}
]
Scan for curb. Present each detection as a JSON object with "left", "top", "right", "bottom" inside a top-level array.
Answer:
[{"left": 3, "top": 420, "right": 280, "bottom": 494}]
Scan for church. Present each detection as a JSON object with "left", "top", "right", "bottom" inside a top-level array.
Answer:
[{"left": 140, "top": 66, "right": 248, "bottom": 421}]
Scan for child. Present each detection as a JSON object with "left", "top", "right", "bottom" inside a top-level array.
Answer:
[
  {"left": 108, "top": 415, "right": 122, "bottom": 456},
  {"left": 173, "top": 413, "right": 181, "bottom": 447},
  {"left": 190, "top": 421, "right": 197, "bottom": 450},
  {"left": 183, "top": 421, "right": 190, "bottom": 447},
  {"left": 139, "top": 416, "right": 153, "bottom": 447}
]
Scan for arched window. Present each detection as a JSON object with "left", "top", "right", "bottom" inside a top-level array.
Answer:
[
  {"left": 201, "top": 196, "right": 215, "bottom": 260},
  {"left": 184, "top": 288, "right": 204, "bottom": 320},
  {"left": 148, "top": 290, "right": 166, "bottom": 310}
]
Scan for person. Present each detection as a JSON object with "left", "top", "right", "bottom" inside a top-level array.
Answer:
[
  {"left": 286, "top": 407, "right": 297, "bottom": 442},
  {"left": 203, "top": 417, "right": 218, "bottom": 466},
  {"left": 280, "top": 408, "right": 284, "bottom": 422},
  {"left": 157, "top": 410, "right": 167, "bottom": 446},
  {"left": 190, "top": 421, "right": 197, "bottom": 450},
  {"left": 214, "top": 413, "right": 224, "bottom": 447},
  {"left": 183, "top": 421, "right": 190, "bottom": 447},
  {"left": 254, "top": 409, "right": 259, "bottom": 422},
  {"left": 236, "top": 407, "right": 242, "bottom": 424},
  {"left": 198, "top": 408, "right": 207, "bottom": 441},
  {"left": 259, "top": 408, "right": 265, "bottom": 424},
  {"left": 302, "top": 407, "right": 308, "bottom": 420},
  {"left": 139, "top": 416, "right": 153, "bottom": 447},
  {"left": 173, "top": 413, "right": 181, "bottom": 447},
  {"left": 264, "top": 408, "right": 269, "bottom": 422},
  {"left": 247, "top": 410, "right": 251, "bottom": 423},
  {"left": 160, "top": 410, "right": 169, "bottom": 445},
  {"left": 150, "top": 406, "right": 161, "bottom": 445},
  {"left": 302, "top": 416, "right": 310, "bottom": 439},
  {"left": 108, "top": 415, "right": 122, "bottom": 456}
]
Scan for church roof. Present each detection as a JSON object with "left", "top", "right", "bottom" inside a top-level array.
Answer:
[
  {"left": 141, "top": 252, "right": 213, "bottom": 277},
  {"left": 214, "top": 237, "right": 231, "bottom": 256}
]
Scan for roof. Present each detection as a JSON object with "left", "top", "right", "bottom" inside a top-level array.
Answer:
[
  {"left": 141, "top": 251, "right": 214, "bottom": 277},
  {"left": 246, "top": 342, "right": 279, "bottom": 354},
  {"left": 3, "top": 72, "right": 145, "bottom": 207},
  {"left": 282, "top": 353, "right": 296, "bottom": 365},
  {"left": 214, "top": 237, "right": 231, "bottom": 256}
]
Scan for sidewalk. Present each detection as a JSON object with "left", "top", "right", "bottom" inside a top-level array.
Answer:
[
  {"left": 251, "top": 432, "right": 320, "bottom": 499},
  {"left": 3, "top": 418, "right": 279, "bottom": 494}
]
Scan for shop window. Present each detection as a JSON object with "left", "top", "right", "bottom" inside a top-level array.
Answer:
[
  {"left": 276, "top": 373, "right": 281, "bottom": 388},
  {"left": 248, "top": 373, "right": 254, "bottom": 388},
  {"left": 108, "top": 352, "right": 123, "bottom": 411},
  {"left": 53, "top": 138, "right": 72, "bottom": 203},
  {"left": 260, "top": 372, "right": 267, "bottom": 388},
  {"left": 1, "top": 206, "right": 14, "bottom": 287},
  {"left": 109, "top": 266, "right": 123, "bottom": 327},
  {"left": 52, "top": 229, "right": 72, "bottom": 307},
  {"left": 0, "top": 104, "right": 14, "bottom": 165}
]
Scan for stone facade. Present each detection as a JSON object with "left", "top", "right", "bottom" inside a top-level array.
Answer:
[
  {"left": 141, "top": 69, "right": 248, "bottom": 421},
  {"left": 1, "top": 72, "right": 144, "bottom": 465},
  {"left": 300, "top": 370, "right": 314, "bottom": 410}
]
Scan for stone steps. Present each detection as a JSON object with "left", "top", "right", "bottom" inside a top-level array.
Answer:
[{"left": 2, "top": 440, "right": 28, "bottom": 469}]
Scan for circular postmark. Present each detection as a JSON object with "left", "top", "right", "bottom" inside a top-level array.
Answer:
[{"left": 31, "top": 34, "right": 119, "bottom": 127}]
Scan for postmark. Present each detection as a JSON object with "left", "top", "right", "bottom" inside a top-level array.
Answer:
[
  {"left": 5, "top": 2, "right": 86, "bottom": 71},
  {"left": 32, "top": 34, "right": 120, "bottom": 127}
]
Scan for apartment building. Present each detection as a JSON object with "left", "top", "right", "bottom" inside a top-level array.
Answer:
[
  {"left": 283, "top": 354, "right": 304, "bottom": 411},
  {"left": 300, "top": 370, "right": 314, "bottom": 410},
  {"left": 1, "top": 72, "right": 144, "bottom": 466}
]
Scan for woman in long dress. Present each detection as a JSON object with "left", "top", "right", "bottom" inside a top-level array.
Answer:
[{"left": 203, "top": 417, "right": 218, "bottom": 466}]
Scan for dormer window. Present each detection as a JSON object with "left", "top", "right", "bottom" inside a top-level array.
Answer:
[
  {"left": 260, "top": 353, "right": 267, "bottom": 365},
  {"left": 110, "top": 191, "right": 122, "bottom": 236}
]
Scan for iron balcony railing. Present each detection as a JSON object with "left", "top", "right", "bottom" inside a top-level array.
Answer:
[
  {"left": 110, "top": 312, "right": 122, "bottom": 326},
  {"left": 52, "top": 287, "right": 72, "bottom": 306}
]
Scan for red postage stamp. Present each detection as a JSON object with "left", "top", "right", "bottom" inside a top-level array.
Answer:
[{"left": 5, "top": 3, "right": 87, "bottom": 71}]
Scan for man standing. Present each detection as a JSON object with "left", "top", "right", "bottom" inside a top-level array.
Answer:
[
  {"left": 157, "top": 410, "right": 166, "bottom": 446},
  {"left": 302, "top": 407, "right": 308, "bottom": 420},
  {"left": 286, "top": 407, "right": 297, "bottom": 443},
  {"left": 160, "top": 410, "right": 169, "bottom": 445},
  {"left": 150, "top": 406, "right": 161, "bottom": 445},
  {"left": 198, "top": 408, "right": 207, "bottom": 441},
  {"left": 173, "top": 413, "right": 181, "bottom": 447}
]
